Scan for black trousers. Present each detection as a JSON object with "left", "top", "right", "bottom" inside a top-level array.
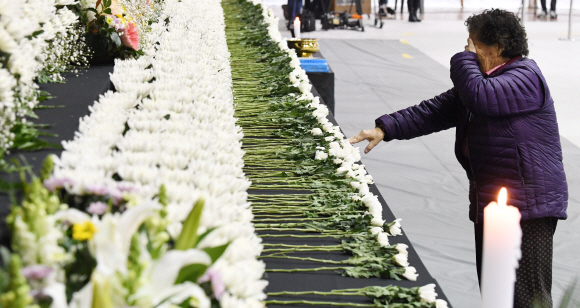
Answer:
[
  {"left": 475, "top": 217, "right": 558, "bottom": 308},
  {"left": 407, "top": 0, "right": 420, "bottom": 13},
  {"left": 540, "top": 0, "right": 557, "bottom": 12}
]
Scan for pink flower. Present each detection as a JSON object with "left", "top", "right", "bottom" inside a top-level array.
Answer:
[
  {"left": 120, "top": 22, "right": 139, "bottom": 50},
  {"left": 109, "top": 188, "right": 124, "bottom": 205},
  {"left": 117, "top": 182, "right": 138, "bottom": 193},
  {"left": 87, "top": 201, "right": 108, "bottom": 215},
  {"left": 22, "top": 265, "right": 53, "bottom": 280},
  {"left": 198, "top": 268, "right": 225, "bottom": 299},
  {"left": 43, "top": 176, "right": 74, "bottom": 192},
  {"left": 85, "top": 184, "right": 109, "bottom": 196}
]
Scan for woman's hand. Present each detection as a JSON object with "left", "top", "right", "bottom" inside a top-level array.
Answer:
[{"left": 349, "top": 127, "right": 385, "bottom": 154}]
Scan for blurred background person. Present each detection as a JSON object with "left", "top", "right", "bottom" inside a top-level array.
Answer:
[{"left": 537, "top": 0, "right": 557, "bottom": 19}]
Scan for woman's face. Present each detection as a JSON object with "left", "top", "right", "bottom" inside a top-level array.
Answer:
[{"left": 468, "top": 32, "right": 505, "bottom": 72}]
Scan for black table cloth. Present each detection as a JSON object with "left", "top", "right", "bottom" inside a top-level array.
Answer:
[
  {"left": 307, "top": 51, "right": 335, "bottom": 115},
  {"left": 0, "top": 65, "right": 114, "bottom": 248}
]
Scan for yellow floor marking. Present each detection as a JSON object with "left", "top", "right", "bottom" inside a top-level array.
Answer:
[
  {"left": 402, "top": 53, "right": 413, "bottom": 59},
  {"left": 399, "top": 39, "right": 410, "bottom": 44}
]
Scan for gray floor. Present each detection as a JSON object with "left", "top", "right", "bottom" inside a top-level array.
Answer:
[
  {"left": 318, "top": 38, "right": 580, "bottom": 308},
  {"left": 262, "top": 2, "right": 580, "bottom": 306}
]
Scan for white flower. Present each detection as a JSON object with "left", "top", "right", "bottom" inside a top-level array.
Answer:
[
  {"left": 418, "top": 284, "right": 437, "bottom": 303},
  {"left": 322, "top": 122, "right": 334, "bottom": 132},
  {"left": 133, "top": 250, "right": 212, "bottom": 308},
  {"left": 358, "top": 184, "right": 370, "bottom": 195},
  {"left": 371, "top": 217, "right": 385, "bottom": 227},
  {"left": 376, "top": 232, "right": 389, "bottom": 247},
  {"left": 370, "top": 227, "right": 382, "bottom": 235},
  {"left": 394, "top": 253, "right": 409, "bottom": 267},
  {"left": 396, "top": 243, "right": 408, "bottom": 255},
  {"left": 369, "top": 203, "right": 382, "bottom": 219},
  {"left": 310, "top": 128, "right": 323, "bottom": 136},
  {"left": 402, "top": 266, "right": 418, "bottom": 281},
  {"left": 315, "top": 150, "right": 328, "bottom": 160},
  {"left": 361, "top": 194, "right": 377, "bottom": 207},
  {"left": 389, "top": 218, "right": 402, "bottom": 236},
  {"left": 54, "top": 201, "right": 161, "bottom": 276},
  {"left": 435, "top": 299, "right": 448, "bottom": 308}
]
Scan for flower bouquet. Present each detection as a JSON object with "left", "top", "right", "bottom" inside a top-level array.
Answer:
[
  {"left": 82, "top": 0, "right": 143, "bottom": 64},
  {"left": 0, "top": 157, "right": 230, "bottom": 308}
]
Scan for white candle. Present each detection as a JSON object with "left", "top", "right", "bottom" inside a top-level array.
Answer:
[
  {"left": 481, "top": 188, "right": 522, "bottom": 308},
  {"left": 293, "top": 17, "right": 301, "bottom": 39}
]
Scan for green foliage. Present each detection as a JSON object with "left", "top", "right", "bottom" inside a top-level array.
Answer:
[
  {"left": 40, "top": 156, "right": 54, "bottom": 181},
  {"left": 203, "top": 243, "right": 230, "bottom": 264},
  {"left": 10, "top": 122, "right": 60, "bottom": 152},
  {"left": 123, "top": 233, "right": 146, "bottom": 305},
  {"left": 174, "top": 199, "right": 205, "bottom": 251},
  {"left": 174, "top": 264, "right": 209, "bottom": 285},
  {"left": 60, "top": 235, "right": 96, "bottom": 302},
  {"left": 0, "top": 249, "right": 35, "bottom": 308}
]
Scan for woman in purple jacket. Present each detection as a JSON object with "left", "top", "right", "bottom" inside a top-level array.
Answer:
[{"left": 350, "top": 9, "right": 568, "bottom": 308}]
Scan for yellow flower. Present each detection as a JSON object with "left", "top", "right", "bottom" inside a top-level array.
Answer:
[
  {"left": 72, "top": 221, "right": 98, "bottom": 241},
  {"left": 105, "top": 16, "right": 114, "bottom": 26}
]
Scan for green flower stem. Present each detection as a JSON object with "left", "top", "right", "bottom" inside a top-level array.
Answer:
[
  {"left": 251, "top": 202, "right": 310, "bottom": 206},
  {"left": 262, "top": 247, "right": 342, "bottom": 253},
  {"left": 264, "top": 300, "right": 374, "bottom": 307},
  {"left": 258, "top": 233, "right": 343, "bottom": 239},
  {"left": 251, "top": 205, "right": 309, "bottom": 210},
  {"left": 263, "top": 243, "right": 341, "bottom": 249},
  {"left": 259, "top": 255, "right": 345, "bottom": 265},
  {"left": 252, "top": 217, "right": 327, "bottom": 222},
  {"left": 265, "top": 266, "right": 348, "bottom": 273},
  {"left": 268, "top": 290, "right": 364, "bottom": 296},
  {"left": 254, "top": 222, "right": 321, "bottom": 228},
  {"left": 252, "top": 210, "right": 304, "bottom": 214},
  {"left": 253, "top": 214, "right": 305, "bottom": 218},
  {"left": 254, "top": 227, "right": 345, "bottom": 234}
]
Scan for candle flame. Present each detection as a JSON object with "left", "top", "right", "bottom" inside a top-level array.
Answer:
[
  {"left": 295, "top": 17, "right": 300, "bottom": 22},
  {"left": 498, "top": 187, "right": 507, "bottom": 206}
]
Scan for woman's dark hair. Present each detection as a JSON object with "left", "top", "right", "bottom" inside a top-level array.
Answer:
[{"left": 465, "top": 9, "right": 529, "bottom": 58}]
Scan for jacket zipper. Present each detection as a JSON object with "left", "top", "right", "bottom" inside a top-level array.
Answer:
[{"left": 466, "top": 111, "right": 480, "bottom": 223}]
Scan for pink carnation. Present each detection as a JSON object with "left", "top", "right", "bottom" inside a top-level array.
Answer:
[{"left": 121, "top": 22, "right": 139, "bottom": 50}]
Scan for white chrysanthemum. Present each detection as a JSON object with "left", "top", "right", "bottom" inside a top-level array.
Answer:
[
  {"left": 418, "top": 284, "right": 437, "bottom": 303},
  {"left": 403, "top": 266, "right": 418, "bottom": 281}
]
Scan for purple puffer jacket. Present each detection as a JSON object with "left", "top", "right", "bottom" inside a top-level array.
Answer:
[{"left": 376, "top": 51, "right": 568, "bottom": 223}]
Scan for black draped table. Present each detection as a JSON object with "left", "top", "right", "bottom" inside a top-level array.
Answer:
[
  {"left": 0, "top": 65, "right": 451, "bottom": 307},
  {"left": 306, "top": 51, "right": 335, "bottom": 115},
  {"left": 259, "top": 91, "right": 451, "bottom": 307},
  {"left": 0, "top": 65, "right": 114, "bottom": 248}
]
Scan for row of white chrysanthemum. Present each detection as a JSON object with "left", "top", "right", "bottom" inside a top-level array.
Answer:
[
  {"left": 0, "top": 0, "right": 79, "bottom": 154},
  {"left": 254, "top": 0, "right": 415, "bottom": 277},
  {"left": 51, "top": 0, "right": 267, "bottom": 307},
  {"left": 254, "top": 1, "right": 447, "bottom": 306}
]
